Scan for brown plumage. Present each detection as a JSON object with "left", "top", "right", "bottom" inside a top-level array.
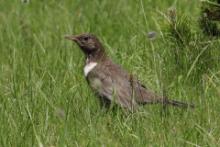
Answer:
[{"left": 65, "top": 33, "right": 194, "bottom": 111}]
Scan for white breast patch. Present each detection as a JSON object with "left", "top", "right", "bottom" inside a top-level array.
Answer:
[{"left": 84, "top": 62, "right": 97, "bottom": 76}]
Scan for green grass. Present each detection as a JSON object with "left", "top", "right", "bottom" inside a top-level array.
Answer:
[{"left": 1, "top": 0, "right": 220, "bottom": 146}]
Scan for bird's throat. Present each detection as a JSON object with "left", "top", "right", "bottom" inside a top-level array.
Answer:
[
  {"left": 84, "top": 61, "right": 97, "bottom": 76},
  {"left": 86, "top": 49, "right": 106, "bottom": 62}
]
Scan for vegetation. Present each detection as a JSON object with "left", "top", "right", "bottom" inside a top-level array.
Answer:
[
  {"left": 200, "top": 0, "right": 220, "bottom": 36},
  {"left": 0, "top": 0, "right": 220, "bottom": 146}
]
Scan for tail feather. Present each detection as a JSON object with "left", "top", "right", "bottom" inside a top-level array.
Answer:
[{"left": 165, "top": 99, "right": 195, "bottom": 108}]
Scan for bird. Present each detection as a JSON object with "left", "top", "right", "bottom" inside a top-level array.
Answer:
[{"left": 65, "top": 33, "right": 194, "bottom": 111}]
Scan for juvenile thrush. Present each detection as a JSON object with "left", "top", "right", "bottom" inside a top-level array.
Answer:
[{"left": 65, "top": 33, "right": 194, "bottom": 111}]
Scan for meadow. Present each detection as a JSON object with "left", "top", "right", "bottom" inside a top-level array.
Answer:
[{"left": 0, "top": 0, "right": 220, "bottom": 146}]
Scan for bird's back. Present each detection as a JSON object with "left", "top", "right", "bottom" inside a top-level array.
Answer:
[{"left": 86, "top": 59, "right": 163, "bottom": 110}]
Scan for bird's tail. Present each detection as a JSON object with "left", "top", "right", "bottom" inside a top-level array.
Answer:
[{"left": 164, "top": 99, "right": 195, "bottom": 108}]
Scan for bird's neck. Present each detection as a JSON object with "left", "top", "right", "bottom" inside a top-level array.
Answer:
[{"left": 86, "top": 49, "right": 107, "bottom": 63}]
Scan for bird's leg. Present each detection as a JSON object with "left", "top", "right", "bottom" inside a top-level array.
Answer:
[
  {"left": 98, "top": 96, "right": 111, "bottom": 109},
  {"left": 129, "top": 74, "right": 136, "bottom": 113},
  {"left": 161, "top": 89, "right": 169, "bottom": 115}
]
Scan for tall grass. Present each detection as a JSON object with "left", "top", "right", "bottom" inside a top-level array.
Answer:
[{"left": 0, "top": 0, "right": 220, "bottom": 146}]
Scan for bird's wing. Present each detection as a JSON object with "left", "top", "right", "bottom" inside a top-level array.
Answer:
[
  {"left": 125, "top": 69, "right": 163, "bottom": 104},
  {"left": 88, "top": 61, "right": 138, "bottom": 110},
  {"left": 133, "top": 80, "right": 194, "bottom": 107},
  {"left": 89, "top": 60, "right": 192, "bottom": 108},
  {"left": 87, "top": 59, "right": 164, "bottom": 108},
  {"left": 132, "top": 79, "right": 164, "bottom": 104}
]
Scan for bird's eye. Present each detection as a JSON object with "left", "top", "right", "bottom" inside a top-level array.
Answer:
[{"left": 83, "top": 37, "right": 89, "bottom": 41}]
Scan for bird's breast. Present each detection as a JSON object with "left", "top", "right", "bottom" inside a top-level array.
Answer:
[{"left": 84, "top": 62, "right": 97, "bottom": 76}]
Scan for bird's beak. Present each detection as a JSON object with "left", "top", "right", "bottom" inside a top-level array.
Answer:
[{"left": 64, "top": 35, "right": 78, "bottom": 42}]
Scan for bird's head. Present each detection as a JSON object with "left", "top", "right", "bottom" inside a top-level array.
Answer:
[{"left": 65, "top": 33, "right": 104, "bottom": 55}]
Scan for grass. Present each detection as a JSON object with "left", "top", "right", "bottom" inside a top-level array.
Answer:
[{"left": 0, "top": 0, "right": 220, "bottom": 146}]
